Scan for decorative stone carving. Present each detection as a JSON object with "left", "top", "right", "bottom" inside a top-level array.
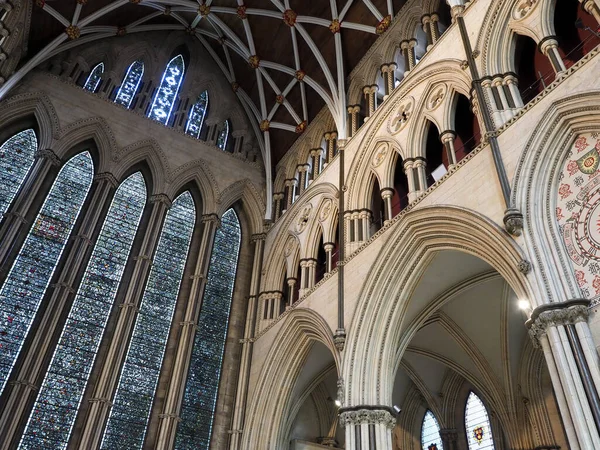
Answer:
[
  {"left": 334, "top": 328, "right": 346, "bottom": 351},
  {"left": 372, "top": 143, "right": 388, "bottom": 167},
  {"left": 284, "top": 236, "right": 296, "bottom": 256},
  {"left": 513, "top": 0, "right": 537, "bottom": 20},
  {"left": 389, "top": 97, "right": 414, "bottom": 135},
  {"left": 527, "top": 300, "right": 590, "bottom": 347},
  {"left": 339, "top": 409, "right": 396, "bottom": 429},
  {"left": 518, "top": 259, "right": 531, "bottom": 274},
  {"left": 319, "top": 198, "right": 333, "bottom": 222},
  {"left": 503, "top": 207, "right": 524, "bottom": 236},
  {"left": 426, "top": 84, "right": 447, "bottom": 111},
  {"left": 295, "top": 204, "right": 312, "bottom": 233}
]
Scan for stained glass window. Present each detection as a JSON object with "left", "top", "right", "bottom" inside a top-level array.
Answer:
[
  {"left": 465, "top": 392, "right": 495, "bottom": 450},
  {"left": 0, "top": 152, "right": 93, "bottom": 396},
  {"left": 0, "top": 129, "right": 37, "bottom": 218},
  {"left": 148, "top": 55, "right": 185, "bottom": 125},
  {"left": 185, "top": 90, "right": 209, "bottom": 139},
  {"left": 19, "top": 172, "right": 147, "bottom": 450},
  {"left": 216, "top": 120, "right": 229, "bottom": 151},
  {"left": 175, "top": 208, "right": 241, "bottom": 449},
  {"left": 101, "top": 192, "right": 196, "bottom": 449},
  {"left": 421, "top": 410, "right": 444, "bottom": 450},
  {"left": 114, "top": 60, "right": 145, "bottom": 109},
  {"left": 83, "top": 62, "right": 104, "bottom": 92}
]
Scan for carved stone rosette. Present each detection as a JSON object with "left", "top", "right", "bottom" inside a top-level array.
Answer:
[
  {"left": 527, "top": 299, "right": 590, "bottom": 348},
  {"left": 339, "top": 408, "right": 396, "bottom": 429}
]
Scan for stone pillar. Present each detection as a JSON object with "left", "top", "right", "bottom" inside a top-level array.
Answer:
[
  {"left": 306, "top": 258, "right": 317, "bottom": 290},
  {"left": 380, "top": 63, "right": 397, "bottom": 98},
  {"left": 363, "top": 85, "right": 378, "bottom": 119},
  {"left": 80, "top": 193, "right": 172, "bottom": 448},
  {"left": 352, "top": 211, "right": 361, "bottom": 242},
  {"left": 0, "top": 149, "right": 61, "bottom": 270},
  {"left": 273, "top": 192, "right": 284, "bottom": 221},
  {"left": 339, "top": 407, "right": 395, "bottom": 450},
  {"left": 287, "top": 277, "right": 297, "bottom": 306},
  {"left": 440, "top": 429, "right": 458, "bottom": 450},
  {"left": 324, "top": 243, "right": 334, "bottom": 273},
  {"left": 440, "top": 130, "right": 458, "bottom": 168},
  {"left": 504, "top": 73, "right": 524, "bottom": 108},
  {"left": 422, "top": 14, "right": 434, "bottom": 50},
  {"left": 154, "top": 214, "right": 220, "bottom": 449},
  {"left": 324, "top": 131, "right": 337, "bottom": 164},
  {"left": 527, "top": 299, "right": 600, "bottom": 448},
  {"left": 284, "top": 179, "right": 296, "bottom": 208},
  {"left": 492, "top": 76, "right": 514, "bottom": 122},
  {"left": 430, "top": 13, "right": 441, "bottom": 43},
  {"left": 481, "top": 78, "right": 504, "bottom": 128},
  {"left": 583, "top": 0, "right": 600, "bottom": 24},
  {"left": 309, "top": 149, "right": 322, "bottom": 181},
  {"left": 0, "top": 172, "right": 118, "bottom": 446},
  {"left": 447, "top": 0, "right": 466, "bottom": 22},
  {"left": 539, "top": 37, "right": 567, "bottom": 74},
  {"left": 347, "top": 105, "right": 361, "bottom": 137},
  {"left": 414, "top": 158, "right": 428, "bottom": 193},
  {"left": 404, "top": 159, "right": 418, "bottom": 203},
  {"left": 296, "top": 165, "right": 308, "bottom": 196},
  {"left": 360, "top": 210, "right": 371, "bottom": 241},
  {"left": 381, "top": 188, "right": 394, "bottom": 224},
  {"left": 229, "top": 233, "right": 265, "bottom": 449},
  {"left": 299, "top": 260, "right": 309, "bottom": 297}
]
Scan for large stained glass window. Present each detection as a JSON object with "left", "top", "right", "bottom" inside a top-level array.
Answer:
[
  {"left": 114, "top": 60, "right": 145, "bottom": 109},
  {"left": 101, "top": 192, "right": 196, "bottom": 449},
  {"left": 0, "top": 129, "right": 37, "bottom": 218},
  {"left": 175, "top": 208, "right": 241, "bottom": 449},
  {"left": 83, "top": 62, "right": 104, "bottom": 92},
  {"left": 19, "top": 172, "right": 147, "bottom": 449},
  {"left": 185, "top": 90, "right": 209, "bottom": 139},
  {"left": 148, "top": 55, "right": 185, "bottom": 125},
  {"left": 216, "top": 120, "right": 229, "bottom": 151},
  {"left": 0, "top": 152, "right": 94, "bottom": 395},
  {"left": 465, "top": 392, "right": 495, "bottom": 450},
  {"left": 421, "top": 410, "right": 444, "bottom": 450}
]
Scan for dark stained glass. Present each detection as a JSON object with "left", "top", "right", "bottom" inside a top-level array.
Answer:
[
  {"left": 175, "top": 208, "right": 241, "bottom": 449},
  {"left": 216, "top": 120, "right": 229, "bottom": 151},
  {"left": 0, "top": 129, "right": 37, "bottom": 218},
  {"left": 101, "top": 192, "right": 195, "bottom": 449},
  {"left": 148, "top": 55, "right": 185, "bottom": 125},
  {"left": 84, "top": 63, "right": 104, "bottom": 93},
  {"left": 19, "top": 172, "right": 146, "bottom": 449},
  {"left": 0, "top": 152, "right": 93, "bottom": 395},
  {"left": 185, "top": 91, "right": 208, "bottom": 139},
  {"left": 114, "top": 60, "right": 144, "bottom": 109}
]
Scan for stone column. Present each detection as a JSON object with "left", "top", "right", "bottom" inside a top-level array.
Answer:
[
  {"left": 339, "top": 407, "right": 395, "bottom": 450},
  {"left": 299, "top": 260, "right": 309, "bottom": 297},
  {"left": 440, "top": 429, "right": 458, "bottom": 450},
  {"left": 297, "top": 164, "right": 310, "bottom": 196},
  {"left": 0, "top": 149, "right": 61, "bottom": 270},
  {"left": 154, "top": 214, "right": 219, "bottom": 450},
  {"left": 422, "top": 14, "right": 434, "bottom": 50},
  {"left": 324, "top": 243, "right": 334, "bottom": 273},
  {"left": 583, "top": 0, "right": 600, "bottom": 24},
  {"left": 404, "top": 159, "right": 418, "bottom": 203},
  {"left": 287, "top": 277, "right": 297, "bottom": 306},
  {"left": 347, "top": 105, "right": 361, "bottom": 137},
  {"left": 527, "top": 300, "right": 600, "bottom": 448},
  {"left": 481, "top": 78, "right": 504, "bottom": 128},
  {"left": 310, "top": 149, "right": 322, "bottom": 181},
  {"left": 492, "top": 76, "right": 514, "bottom": 122},
  {"left": 0, "top": 172, "right": 118, "bottom": 446},
  {"left": 380, "top": 63, "right": 397, "bottom": 98},
  {"left": 539, "top": 37, "right": 567, "bottom": 74},
  {"left": 430, "top": 13, "right": 441, "bottom": 43},
  {"left": 352, "top": 211, "right": 361, "bottom": 242},
  {"left": 360, "top": 210, "right": 371, "bottom": 241},
  {"left": 273, "top": 192, "right": 284, "bottom": 221},
  {"left": 504, "top": 74, "right": 524, "bottom": 108},
  {"left": 284, "top": 179, "right": 295, "bottom": 209},
  {"left": 363, "top": 85, "right": 378, "bottom": 119},
  {"left": 324, "top": 132, "right": 337, "bottom": 164},
  {"left": 400, "top": 40, "right": 414, "bottom": 75},
  {"left": 381, "top": 188, "right": 394, "bottom": 224},
  {"left": 307, "top": 259, "right": 317, "bottom": 290},
  {"left": 407, "top": 39, "right": 417, "bottom": 69},
  {"left": 440, "top": 130, "right": 458, "bottom": 168},
  {"left": 229, "top": 233, "right": 265, "bottom": 449},
  {"left": 447, "top": 0, "right": 466, "bottom": 22},
  {"left": 414, "top": 158, "right": 428, "bottom": 193},
  {"left": 80, "top": 193, "right": 172, "bottom": 448}
]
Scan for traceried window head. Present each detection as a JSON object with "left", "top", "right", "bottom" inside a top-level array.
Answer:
[
  {"left": 84, "top": 62, "right": 104, "bottom": 92},
  {"left": 175, "top": 208, "right": 241, "bottom": 449},
  {"left": 185, "top": 90, "right": 209, "bottom": 139},
  {"left": 148, "top": 54, "right": 185, "bottom": 125},
  {"left": 216, "top": 119, "right": 230, "bottom": 151},
  {"left": 421, "top": 410, "right": 444, "bottom": 450},
  {"left": 0, "top": 152, "right": 94, "bottom": 396},
  {"left": 114, "top": 60, "right": 145, "bottom": 108},
  {"left": 0, "top": 129, "right": 37, "bottom": 218},
  {"left": 101, "top": 191, "right": 196, "bottom": 449},
  {"left": 19, "top": 172, "right": 147, "bottom": 449},
  {"left": 465, "top": 392, "right": 495, "bottom": 450}
]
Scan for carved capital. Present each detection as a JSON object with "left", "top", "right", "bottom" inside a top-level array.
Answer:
[
  {"left": 94, "top": 172, "right": 119, "bottom": 187},
  {"left": 334, "top": 328, "right": 346, "bottom": 351},
  {"left": 527, "top": 299, "right": 590, "bottom": 347},
  {"left": 339, "top": 407, "right": 396, "bottom": 429},
  {"left": 35, "top": 148, "right": 61, "bottom": 166},
  {"left": 503, "top": 207, "right": 524, "bottom": 236},
  {"left": 150, "top": 193, "right": 172, "bottom": 207}
]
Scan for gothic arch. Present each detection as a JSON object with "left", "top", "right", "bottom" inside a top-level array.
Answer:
[
  {"left": 112, "top": 139, "right": 169, "bottom": 195},
  {"left": 167, "top": 158, "right": 220, "bottom": 215},
  {"left": 215, "top": 179, "right": 265, "bottom": 235}
]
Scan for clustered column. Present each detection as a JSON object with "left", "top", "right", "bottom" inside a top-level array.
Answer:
[
  {"left": 440, "top": 130, "right": 458, "bottom": 168},
  {"left": 154, "top": 214, "right": 220, "bottom": 449},
  {"left": 324, "top": 131, "right": 337, "bottom": 165},
  {"left": 273, "top": 192, "right": 285, "bottom": 220},
  {"left": 362, "top": 85, "right": 378, "bottom": 120},
  {"left": 421, "top": 14, "right": 440, "bottom": 50},
  {"left": 339, "top": 407, "right": 395, "bottom": 450},
  {"left": 482, "top": 74, "right": 525, "bottom": 126},
  {"left": 380, "top": 63, "right": 397, "bottom": 98},
  {"left": 440, "top": 429, "right": 458, "bottom": 450},
  {"left": 309, "top": 148, "right": 323, "bottom": 181},
  {"left": 403, "top": 158, "right": 419, "bottom": 203},
  {"left": 347, "top": 105, "right": 361, "bottom": 137},
  {"left": 380, "top": 188, "right": 394, "bottom": 225},
  {"left": 400, "top": 39, "right": 417, "bottom": 75},
  {"left": 258, "top": 291, "right": 284, "bottom": 326},
  {"left": 583, "top": 0, "right": 600, "bottom": 23},
  {"left": 296, "top": 164, "right": 310, "bottom": 196},
  {"left": 539, "top": 36, "right": 567, "bottom": 74},
  {"left": 299, "top": 258, "right": 317, "bottom": 297},
  {"left": 284, "top": 178, "right": 297, "bottom": 210}
]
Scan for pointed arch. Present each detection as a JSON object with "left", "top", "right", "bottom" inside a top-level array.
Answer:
[
  {"left": 465, "top": 391, "right": 495, "bottom": 450},
  {"left": 148, "top": 54, "right": 185, "bottom": 125},
  {"left": 83, "top": 62, "right": 104, "bottom": 92},
  {"left": 185, "top": 90, "right": 209, "bottom": 139},
  {"left": 217, "top": 119, "right": 230, "bottom": 151},
  {"left": 0, "top": 129, "right": 37, "bottom": 217},
  {"left": 421, "top": 410, "right": 444, "bottom": 450},
  {"left": 114, "top": 60, "right": 145, "bottom": 109}
]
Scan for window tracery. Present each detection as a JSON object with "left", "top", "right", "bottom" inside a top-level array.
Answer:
[
  {"left": 421, "top": 410, "right": 444, "bottom": 450},
  {"left": 148, "top": 55, "right": 185, "bottom": 125},
  {"left": 175, "top": 208, "right": 241, "bottom": 449},
  {"left": 101, "top": 191, "right": 196, "bottom": 449},
  {"left": 0, "top": 152, "right": 94, "bottom": 396},
  {"left": 465, "top": 392, "right": 495, "bottom": 450},
  {"left": 83, "top": 62, "right": 104, "bottom": 92},
  {"left": 185, "top": 90, "right": 209, "bottom": 139},
  {"left": 114, "top": 60, "right": 144, "bottom": 109},
  {"left": 19, "top": 172, "right": 147, "bottom": 449},
  {"left": 0, "top": 129, "right": 37, "bottom": 218},
  {"left": 216, "top": 120, "right": 230, "bottom": 151}
]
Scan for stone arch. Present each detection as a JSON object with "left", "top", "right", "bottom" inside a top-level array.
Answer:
[
  {"left": 215, "top": 179, "right": 265, "bottom": 236},
  {"left": 112, "top": 139, "right": 170, "bottom": 195},
  {"left": 343, "top": 206, "right": 530, "bottom": 409},
  {"left": 167, "top": 158, "right": 221, "bottom": 215},
  {"left": 242, "top": 308, "right": 341, "bottom": 449}
]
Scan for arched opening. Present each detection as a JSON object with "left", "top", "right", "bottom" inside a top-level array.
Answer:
[
  {"left": 514, "top": 34, "right": 555, "bottom": 104},
  {"left": 391, "top": 155, "right": 409, "bottom": 217},
  {"left": 315, "top": 234, "right": 327, "bottom": 285},
  {"left": 453, "top": 94, "right": 481, "bottom": 161},
  {"left": 393, "top": 47, "right": 406, "bottom": 86},
  {"left": 424, "top": 121, "right": 445, "bottom": 186},
  {"left": 370, "top": 175, "right": 385, "bottom": 234},
  {"left": 554, "top": 0, "right": 600, "bottom": 68},
  {"left": 414, "top": 26, "right": 428, "bottom": 63},
  {"left": 331, "top": 227, "right": 340, "bottom": 271}
]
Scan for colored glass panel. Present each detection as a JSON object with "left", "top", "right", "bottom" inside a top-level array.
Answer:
[
  {"left": 216, "top": 120, "right": 229, "bottom": 151},
  {"left": 185, "top": 91, "right": 208, "bottom": 139},
  {"left": 148, "top": 55, "right": 185, "bottom": 125},
  {"left": 0, "top": 129, "right": 37, "bottom": 218},
  {"left": 465, "top": 392, "right": 495, "bottom": 450},
  {"left": 101, "top": 192, "right": 196, "bottom": 449},
  {"left": 19, "top": 172, "right": 147, "bottom": 450},
  {"left": 84, "top": 63, "right": 104, "bottom": 92},
  {"left": 114, "top": 60, "right": 145, "bottom": 109},
  {"left": 0, "top": 152, "right": 93, "bottom": 395},
  {"left": 175, "top": 208, "right": 241, "bottom": 449},
  {"left": 421, "top": 410, "right": 444, "bottom": 450}
]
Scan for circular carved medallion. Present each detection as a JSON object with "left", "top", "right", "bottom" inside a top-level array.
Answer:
[
  {"left": 426, "top": 84, "right": 446, "bottom": 111},
  {"left": 372, "top": 144, "right": 388, "bottom": 167},
  {"left": 295, "top": 204, "right": 312, "bottom": 233},
  {"left": 319, "top": 199, "right": 333, "bottom": 222},
  {"left": 388, "top": 97, "right": 414, "bottom": 135}
]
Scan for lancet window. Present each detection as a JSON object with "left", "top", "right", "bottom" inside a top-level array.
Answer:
[
  {"left": 0, "top": 129, "right": 37, "bottom": 218},
  {"left": 421, "top": 410, "right": 444, "bottom": 450},
  {"left": 465, "top": 392, "right": 495, "bottom": 450},
  {"left": 114, "top": 60, "right": 145, "bottom": 108},
  {"left": 185, "top": 90, "right": 209, "bottom": 139},
  {"left": 216, "top": 120, "right": 230, "bottom": 151},
  {"left": 83, "top": 62, "right": 104, "bottom": 92},
  {"left": 148, "top": 55, "right": 185, "bottom": 125}
]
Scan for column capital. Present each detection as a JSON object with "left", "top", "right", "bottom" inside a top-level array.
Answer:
[
  {"left": 338, "top": 406, "right": 396, "bottom": 429},
  {"left": 527, "top": 298, "right": 591, "bottom": 347},
  {"left": 347, "top": 104, "right": 361, "bottom": 114},
  {"left": 324, "top": 131, "right": 338, "bottom": 140},
  {"left": 150, "top": 193, "right": 173, "bottom": 207},
  {"left": 440, "top": 130, "right": 457, "bottom": 143},
  {"left": 421, "top": 13, "right": 432, "bottom": 25},
  {"left": 34, "top": 148, "right": 61, "bottom": 166},
  {"left": 94, "top": 172, "right": 119, "bottom": 187},
  {"left": 538, "top": 35, "right": 559, "bottom": 55},
  {"left": 362, "top": 84, "right": 379, "bottom": 95},
  {"left": 201, "top": 213, "right": 220, "bottom": 226},
  {"left": 400, "top": 39, "right": 410, "bottom": 49},
  {"left": 251, "top": 232, "right": 267, "bottom": 242}
]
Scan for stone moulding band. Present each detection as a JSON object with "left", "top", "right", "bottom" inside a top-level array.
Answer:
[
  {"left": 338, "top": 405, "right": 396, "bottom": 429},
  {"left": 526, "top": 298, "right": 590, "bottom": 347}
]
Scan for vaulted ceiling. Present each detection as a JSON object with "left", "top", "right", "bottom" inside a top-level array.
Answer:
[{"left": 24, "top": 0, "right": 405, "bottom": 167}]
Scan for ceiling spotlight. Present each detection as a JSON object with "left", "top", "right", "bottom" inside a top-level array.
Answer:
[
  {"left": 518, "top": 300, "right": 531, "bottom": 311},
  {"left": 393, "top": 405, "right": 401, "bottom": 414},
  {"left": 335, "top": 399, "right": 342, "bottom": 407}
]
